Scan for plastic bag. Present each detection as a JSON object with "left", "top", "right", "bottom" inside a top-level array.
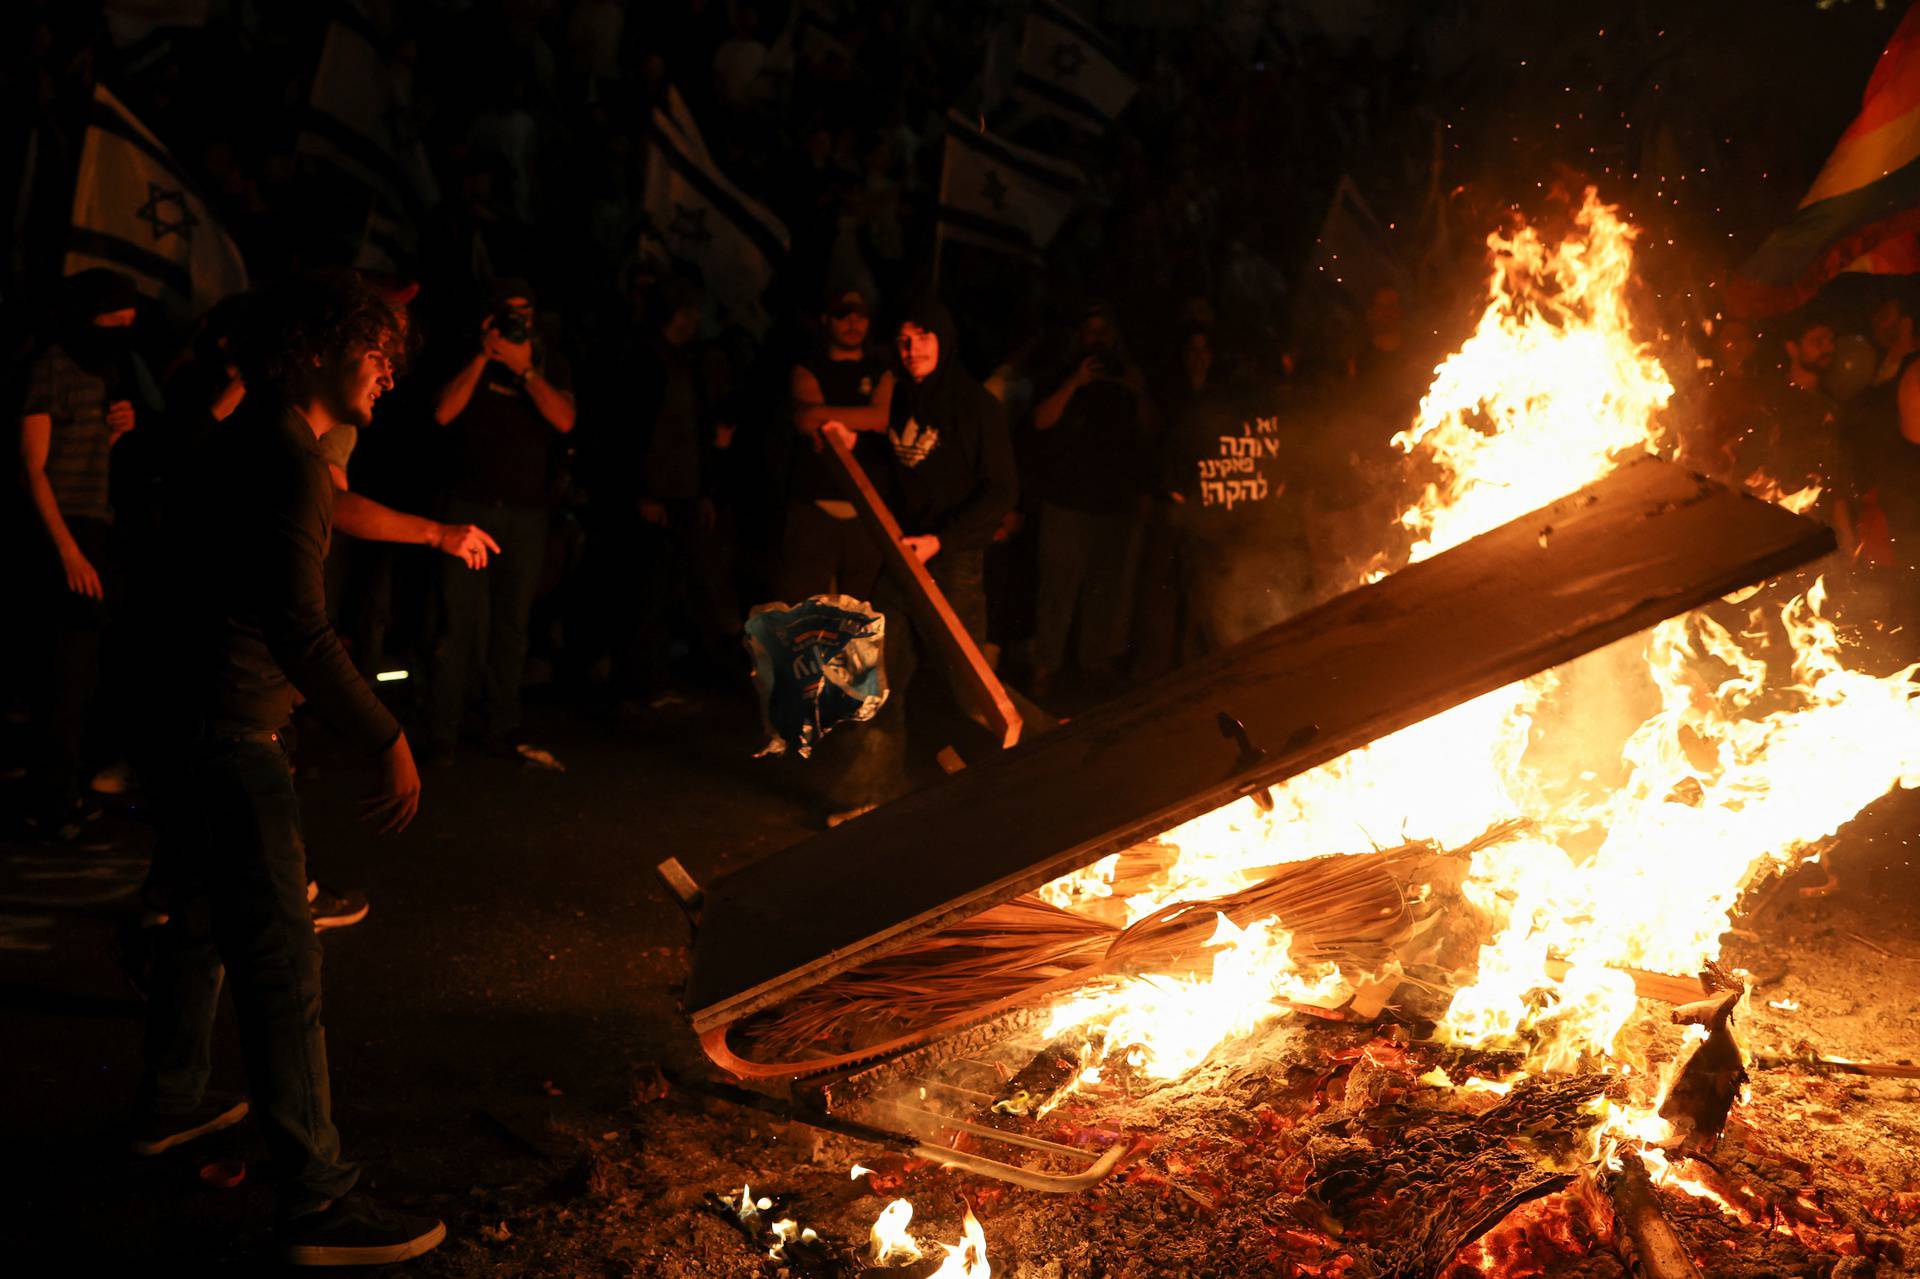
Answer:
[{"left": 743, "top": 594, "right": 888, "bottom": 758}]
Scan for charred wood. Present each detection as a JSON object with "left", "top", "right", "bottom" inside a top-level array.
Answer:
[{"left": 1606, "top": 1149, "right": 1705, "bottom": 1279}]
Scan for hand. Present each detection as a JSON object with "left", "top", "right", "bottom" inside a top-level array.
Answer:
[
  {"left": 992, "top": 510, "right": 1022, "bottom": 543},
  {"left": 818, "top": 420, "right": 857, "bottom": 452},
  {"left": 1076, "top": 356, "right": 1103, "bottom": 386},
  {"left": 364, "top": 733, "right": 421, "bottom": 834},
  {"left": 901, "top": 533, "right": 940, "bottom": 563},
  {"left": 714, "top": 422, "right": 737, "bottom": 450},
  {"left": 697, "top": 496, "right": 717, "bottom": 532},
  {"left": 639, "top": 498, "right": 670, "bottom": 527},
  {"left": 481, "top": 321, "right": 534, "bottom": 375},
  {"left": 105, "top": 399, "right": 136, "bottom": 441},
  {"left": 436, "top": 522, "right": 501, "bottom": 569},
  {"left": 60, "top": 543, "right": 104, "bottom": 599}
]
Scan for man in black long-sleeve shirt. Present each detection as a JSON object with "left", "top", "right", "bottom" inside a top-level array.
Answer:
[
  {"left": 139, "top": 274, "right": 444, "bottom": 1266},
  {"left": 819, "top": 297, "right": 1015, "bottom": 815}
]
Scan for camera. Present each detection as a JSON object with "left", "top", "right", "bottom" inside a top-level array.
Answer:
[{"left": 493, "top": 307, "right": 531, "bottom": 344}]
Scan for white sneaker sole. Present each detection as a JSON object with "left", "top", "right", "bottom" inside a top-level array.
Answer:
[
  {"left": 131, "top": 1099, "right": 250, "bottom": 1156},
  {"left": 285, "top": 1221, "right": 446, "bottom": 1266},
  {"left": 312, "top": 903, "right": 370, "bottom": 932}
]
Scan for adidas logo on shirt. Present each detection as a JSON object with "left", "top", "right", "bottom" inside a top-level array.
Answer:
[{"left": 889, "top": 417, "right": 940, "bottom": 468}]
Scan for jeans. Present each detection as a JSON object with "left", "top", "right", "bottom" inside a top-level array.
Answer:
[
  {"left": 427, "top": 498, "right": 549, "bottom": 747},
  {"left": 140, "top": 736, "right": 359, "bottom": 1221}
]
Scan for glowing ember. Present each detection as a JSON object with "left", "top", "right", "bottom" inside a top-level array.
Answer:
[
  {"left": 868, "top": 1198, "right": 923, "bottom": 1265},
  {"left": 1035, "top": 188, "right": 1920, "bottom": 1110}
]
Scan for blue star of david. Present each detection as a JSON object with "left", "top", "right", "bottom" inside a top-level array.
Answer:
[
  {"left": 668, "top": 202, "right": 713, "bottom": 248},
  {"left": 1049, "top": 40, "right": 1086, "bottom": 80},
  {"left": 136, "top": 182, "right": 197, "bottom": 243},
  {"left": 980, "top": 168, "right": 1009, "bottom": 213}
]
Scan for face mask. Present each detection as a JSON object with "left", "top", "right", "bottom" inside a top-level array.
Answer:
[{"left": 68, "top": 324, "right": 135, "bottom": 376}]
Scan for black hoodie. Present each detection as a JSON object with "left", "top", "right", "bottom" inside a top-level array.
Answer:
[{"left": 878, "top": 299, "right": 1017, "bottom": 552}]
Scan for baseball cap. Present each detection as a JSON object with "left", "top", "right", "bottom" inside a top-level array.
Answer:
[{"left": 824, "top": 287, "right": 870, "bottom": 318}]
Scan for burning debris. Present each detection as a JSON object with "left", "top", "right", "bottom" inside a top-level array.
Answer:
[{"left": 660, "top": 191, "right": 1920, "bottom": 1279}]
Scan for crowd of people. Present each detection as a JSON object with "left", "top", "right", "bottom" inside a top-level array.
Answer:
[{"left": 7, "top": 0, "right": 1920, "bottom": 1266}]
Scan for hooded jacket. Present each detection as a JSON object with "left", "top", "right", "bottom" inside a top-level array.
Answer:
[{"left": 878, "top": 299, "right": 1017, "bottom": 552}]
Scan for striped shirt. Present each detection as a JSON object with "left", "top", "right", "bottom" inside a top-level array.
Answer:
[{"left": 22, "top": 345, "right": 114, "bottom": 523}]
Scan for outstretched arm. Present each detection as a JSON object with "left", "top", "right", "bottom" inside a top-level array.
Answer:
[{"left": 333, "top": 484, "right": 499, "bottom": 568}]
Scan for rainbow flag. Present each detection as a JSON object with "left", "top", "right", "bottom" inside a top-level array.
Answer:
[{"left": 1731, "top": 3, "right": 1920, "bottom": 316}]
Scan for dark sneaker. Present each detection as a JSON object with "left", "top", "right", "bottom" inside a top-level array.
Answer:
[
  {"left": 281, "top": 1197, "right": 447, "bottom": 1266},
  {"left": 308, "top": 881, "right": 370, "bottom": 932},
  {"left": 131, "top": 1093, "right": 250, "bottom": 1156}
]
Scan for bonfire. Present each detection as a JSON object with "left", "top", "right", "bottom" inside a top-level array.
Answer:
[{"left": 688, "top": 191, "right": 1920, "bottom": 1279}]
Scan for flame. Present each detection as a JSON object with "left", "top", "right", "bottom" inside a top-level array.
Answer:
[
  {"left": 869, "top": 1198, "right": 923, "bottom": 1265},
  {"left": 926, "top": 1207, "right": 991, "bottom": 1279},
  {"left": 1035, "top": 189, "right": 1920, "bottom": 1100},
  {"left": 870, "top": 1200, "right": 989, "bottom": 1277},
  {"left": 1041, "top": 915, "right": 1345, "bottom": 1077},
  {"left": 730, "top": 1183, "right": 767, "bottom": 1221}
]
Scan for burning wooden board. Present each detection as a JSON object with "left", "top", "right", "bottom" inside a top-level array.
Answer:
[{"left": 683, "top": 456, "right": 1833, "bottom": 1047}]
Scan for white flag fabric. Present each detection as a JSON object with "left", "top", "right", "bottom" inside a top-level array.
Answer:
[
  {"left": 298, "top": 5, "right": 439, "bottom": 236},
  {"left": 63, "top": 84, "right": 247, "bottom": 319},
  {"left": 643, "top": 100, "right": 790, "bottom": 326},
  {"left": 353, "top": 206, "right": 409, "bottom": 275},
  {"left": 104, "top": 0, "right": 210, "bottom": 49},
  {"left": 767, "top": 0, "right": 854, "bottom": 75},
  {"left": 1012, "top": 0, "right": 1138, "bottom": 132},
  {"left": 663, "top": 84, "right": 711, "bottom": 167},
  {"left": 937, "top": 111, "right": 1083, "bottom": 259}
]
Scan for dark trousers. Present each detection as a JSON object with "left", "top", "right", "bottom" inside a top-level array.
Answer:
[
  {"left": 30, "top": 515, "right": 117, "bottom": 821},
  {"left": 636, "top": 500, "right": 738, "bottom": 693},
  {"left": 427, "top": 498, "right": 548, "bottom": 747},
  {"left": 821, "top": 547, "right": 986, "bottom": 809},
  {"left": 140, "top": 736, "right": 358, "bottom": 1221},
  {"left": 1033, "top": 502, "right": 1143, "bottom": 674},
  {"left": 775, "top": 501, "right": 881, "bottom": 606}
]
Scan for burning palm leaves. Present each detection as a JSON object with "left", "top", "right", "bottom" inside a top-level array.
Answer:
[{"left": 720, "top": 821, "right": 1529, "bottom": 1078}]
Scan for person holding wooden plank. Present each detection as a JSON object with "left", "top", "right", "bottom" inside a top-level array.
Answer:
[{"left": 818, "top": 297, "right": 1016, "bottom": 819}]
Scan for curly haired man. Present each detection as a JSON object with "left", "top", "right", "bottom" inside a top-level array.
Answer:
[{"left": 136, "top": 272, "right": 445, "bottom": 1265}]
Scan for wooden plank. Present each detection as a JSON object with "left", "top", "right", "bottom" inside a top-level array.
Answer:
[
  {"left": 685, "top": 457, "right": 1834, "bottom": 1032},
  {"left": 823, "top": 432, "right": 1023, "bottom": 748}
]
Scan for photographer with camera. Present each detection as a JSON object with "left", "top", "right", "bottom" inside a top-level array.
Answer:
[
  {"left": 1026, "top": 303, "right": 1157, "bottom": 700},
  {"left": 426, "top": 279, "right": 575, "bottom": 763}
]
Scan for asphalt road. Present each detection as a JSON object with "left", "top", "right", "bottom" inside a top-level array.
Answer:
[
  {"left": 4, "top": 680, "right": 1916, "bottom": 1274},
  {"left": 0, "top": 687, "right": 810, "bottom": 1271}
]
